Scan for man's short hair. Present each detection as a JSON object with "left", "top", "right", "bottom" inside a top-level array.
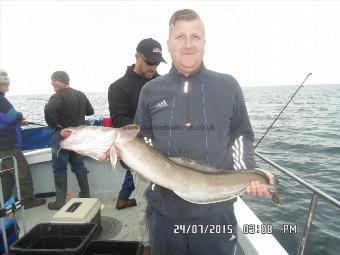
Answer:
[
  {"left": 168, "top": 9, "right": 205, "bottom": 37},
  {"left": 169, "top": 9, "right": 202, "bottom": 26}
]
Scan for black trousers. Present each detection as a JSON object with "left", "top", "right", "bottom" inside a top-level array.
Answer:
[{"left": 147, "top": 205, "right": 238, "bottom": 255}]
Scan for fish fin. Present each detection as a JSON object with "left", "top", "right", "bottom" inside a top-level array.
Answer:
[
  {"left": 173, "top": 190, "right": 206, "bottom": 204},
  {"left": 173, "top": 190, "right": 236, "bottom": 204},
  {"left": 169, "top": 157, "right": 221, "bottom": 173},
  {"left": 109, "top": 146, "right": 117, "bottom": 169},
  {"left": 117, "top": 124, "right": 140, "bottom": 143}
]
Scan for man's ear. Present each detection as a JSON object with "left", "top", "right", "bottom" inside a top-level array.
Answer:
[
  {"left": 135, "top": 53, "right": 143, "bottom": 65},
  {"left": 167, "top": 39, "right": 170, "bottom": 53}
]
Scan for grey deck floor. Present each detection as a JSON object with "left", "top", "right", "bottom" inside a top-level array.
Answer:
[{"left": 16, "top": 194, "right": 138, "bottom": 242}]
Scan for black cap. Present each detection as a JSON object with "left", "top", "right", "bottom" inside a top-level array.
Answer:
[{"left": 136, "top": 38, "right": 166, "bottom": 63}]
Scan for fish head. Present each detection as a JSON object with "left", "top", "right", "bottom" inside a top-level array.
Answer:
[{"left": 59, "top": 126, "right": 118, "bottom": 161}]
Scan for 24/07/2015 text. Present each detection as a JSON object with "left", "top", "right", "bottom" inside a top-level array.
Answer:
[{"left": 174, "top": 224, "right": 233, "bottom": 234}]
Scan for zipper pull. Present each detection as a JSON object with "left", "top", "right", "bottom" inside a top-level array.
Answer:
[{"left": 184, "top": 81, "right": 189, "bottom": 93}]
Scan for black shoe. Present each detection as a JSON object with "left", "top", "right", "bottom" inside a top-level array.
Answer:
[
  {"left": 115, "top": 199, "right": 137, "bottom": 210},
  {"left": 23, "top": 198, "right": 46, "bottom": 209}
]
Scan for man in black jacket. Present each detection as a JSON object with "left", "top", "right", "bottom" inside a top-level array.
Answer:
[
  {"left": 44, "top": 71, "right": 94, "bottom": 210},
  {"left": 108, "top": 38, "right": 166, "bottom": 253},
  {"left": 0, "top": 69, "right": 45, "bottom": 209},
  {"left": 135, "top": 10, "right": 270, "bottom": 255}
]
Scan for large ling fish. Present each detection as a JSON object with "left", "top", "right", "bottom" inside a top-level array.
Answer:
[{"left": 60, "top": 125, "right": 280, "bottom": 205}]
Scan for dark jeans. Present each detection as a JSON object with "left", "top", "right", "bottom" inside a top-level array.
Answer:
[
  {"left": 0, "top": 148, "right": 34, "bottom": 201},
  {"left": 147, "top": 205, "right": 237, "bottom": 255},
  {"left": 51, "top": 132, "right": 86, "bottom": 176},
  {"left": 118, "top": 169, "right": 135, "bottom": 200}
]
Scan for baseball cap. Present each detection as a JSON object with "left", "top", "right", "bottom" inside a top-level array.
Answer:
[
  {"left": 0, "top": 69, "right": 10, "bottom": 84},
  {"left": 136, "top": 38, "right": 166, "bottom": 63}
]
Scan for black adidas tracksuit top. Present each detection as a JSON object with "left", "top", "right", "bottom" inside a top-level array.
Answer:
[{"left": 135, "top": 64, "right": 257, "bottom": 220}]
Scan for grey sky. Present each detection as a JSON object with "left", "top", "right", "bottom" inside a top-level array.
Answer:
[{"left": 1, "top": 0, "right": 339, "bottom": 95}]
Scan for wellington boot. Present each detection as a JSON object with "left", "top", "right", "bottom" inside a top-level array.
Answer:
[
  {"left": 75, "top": 170, "right": 90, "bottom": 198},
  {"left": 48, "top": 175, "right": 67, "bottom": 210},
  {"left": 23, "top": 197, "right": 46, "bottom": 209},
  {"left": 0, "top": 172, "right": 15, "bottom": 202}
]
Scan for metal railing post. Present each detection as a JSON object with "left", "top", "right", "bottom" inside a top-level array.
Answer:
[
  {"left": 12, "top": 156, "right": 27, "bottom": 234},
  {"left": 0, "top": 155, "right": 28, "bottom": 254},
  {"left": 0, "top": 158, "right": 9, "bottom": 254},
  {"left": 297, "top": 193, "right": 319, "bottom": 255},
  {"left": 254, "top": 151, "right": 340, "bottom": 255}
]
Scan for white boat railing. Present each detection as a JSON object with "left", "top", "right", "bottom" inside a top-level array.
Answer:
[
  {"left": 0, "top": 156, "right": 28, "bottom": 254},
  {"left": 255, "top": 151, "right": 340, "bottom": 255}
]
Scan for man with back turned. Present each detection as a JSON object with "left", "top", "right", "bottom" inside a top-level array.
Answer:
[{"left": 44, "top": 71, "right": 94, "bottom": 210}]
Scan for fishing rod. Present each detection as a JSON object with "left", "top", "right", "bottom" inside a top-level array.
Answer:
[
  {"left": 254, "top": 72, "right": 312, "bottom": 149},
  {"left": 27, "top": 121, "right": 47, "bottom": 127}
]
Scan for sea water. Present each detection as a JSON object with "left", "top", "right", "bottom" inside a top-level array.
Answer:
[{"left": 8, "top": 84, "right": 340, "bottom": 255}]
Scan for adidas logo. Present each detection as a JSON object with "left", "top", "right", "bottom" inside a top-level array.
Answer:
[
  {"left": 156, "top": 99, "right": 168, "bottom": 108},
  {"left": 229, "top": 234, "right": 237, "bottom": 242}
]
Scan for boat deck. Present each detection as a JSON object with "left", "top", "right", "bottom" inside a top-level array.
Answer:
[
  {"left": 4, "top": 149, "right": 288, "bottom": 254},
  {"left": 16, "top": 193, "right": 139, "bottom": 242}
]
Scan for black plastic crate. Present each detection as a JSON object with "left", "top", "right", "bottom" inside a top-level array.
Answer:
[
  {"left": 84, "top": 240, "right": 143, "bottom": 255},
  {"left": 9, "top": 223, "right": 98, "bottom": 255}
]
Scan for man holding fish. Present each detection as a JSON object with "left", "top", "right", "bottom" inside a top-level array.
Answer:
[
  {"left": 133, "top": 9, "right": 271, "bottom": 255},
  {"left": 59, "top": 9, "right": 278, "bottom": 255}
]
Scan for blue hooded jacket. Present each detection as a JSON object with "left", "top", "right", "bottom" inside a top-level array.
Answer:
[{"left": 0, "top": 92, "right": 23, "bottom": 150}]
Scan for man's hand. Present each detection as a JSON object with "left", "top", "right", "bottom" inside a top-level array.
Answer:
[
  {"left": 99, "top": 149, "right": 110, "bottom": 161},
  {"left": 245, "top": 181, "right": 270, "bottom": 197},
  {"left": 21, "top": 119, "right": 28, "bottom": 126},
  {"left": 116, "top": 147, "right": 122, "bottom": 160},
  {"left": 245, "top": 170, "right": 274, "bottom": 197},
  {"left": 60, "top": 129, "right": 72, "bottom": 139},
  {"left": 98, "top": 147, "right": 121, "bottom": 161}
]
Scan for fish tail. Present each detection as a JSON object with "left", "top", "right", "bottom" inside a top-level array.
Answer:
[
  {"left": 269, "top": 177, "right": 281, "bottom": 206},
  {"left": 271, "top": 191, "right": 281, "bottom": 206}
]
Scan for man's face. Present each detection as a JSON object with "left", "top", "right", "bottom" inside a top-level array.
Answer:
[
  {"left": 51, "top": 79, "right": 65, "bottom": 92},
  {"left": 167, "top": 19, "right": 205, "bottom": 76},
  {"left": 0, "top": 83, "right": 9, "bottom": 94},
  {"left": 135, "top": 54, "right": 159, "bottom": 79}
]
